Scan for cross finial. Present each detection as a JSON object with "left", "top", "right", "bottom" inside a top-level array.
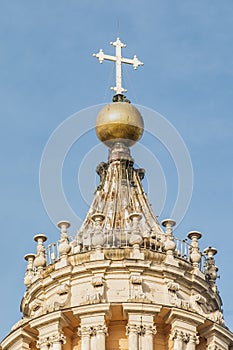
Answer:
[{"left": 93, "top": 37, "right": 143, "bottom": 95}]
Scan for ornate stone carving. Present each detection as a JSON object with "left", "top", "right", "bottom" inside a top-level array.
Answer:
[
  {"left": 126, "top": 323, "right": 138, "bottom": 335},
  {"left": 78, "top": 325, "right": 108, "bottom": 337},
  {"left": 84, "top": 275, "right": 105, "bottom": 304},
  {"left": 167, "top": 281, "right": 189, "bottom": 309},
  {"left": 33, "top": 234, "right": 47, "bottom": 271},
  {"left": 37, "top": 336, "right": 50, "bottom": 348},
  {"left": 49, "top": 332, "right": 66, "bottom": 345},
  {"left": 187, "top": 231, "right": 202, "bottom": 268},
  {"left": 167, "top": 281, "right": 179, "bottom": 292},
  {"left": 44, "top": 283, "right": 70, "bottom": 313},
  {"left": 129, "top": 273, "right": 150, "bottom": 302},
  {"left": 138, "top": 324, "right": 156, "bottom": 336},
  {"left": 96, "top": 161, "right": 108, "bottom": 191},
  {"left": 170, "top": 329, "right": 199, "bottom": 344},
  {"left": 57, "top": 221, "right": 71, "bottom": 257},
  {"left": 92, "top": 275, "right": 104, "bottom": 287},
  {"left": 24, "top": 253, "right": 36, "bottom": 287},
  {"left": 204, "top": 247, "right": 218, "bottom": 287},
  {"left": 96, "top": 324, "right": 108, "bottom": 336},
  {"left": 130, "top": 274, "right": 142, "bottom": 285},
  {"left": 29, "top": 297, "right": 44, "bottom": 317},
  {"left": 207, "top": 342, "right": 222, "bottom": 350},
  {"left": 189, "top": 293, "right": 207, "bottom": 314}
]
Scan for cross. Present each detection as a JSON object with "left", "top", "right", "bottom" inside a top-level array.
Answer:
[{"left": 93, "top": 37, "right": 143, "bottom": 95}]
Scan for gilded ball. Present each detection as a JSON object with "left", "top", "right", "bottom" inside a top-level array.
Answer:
[{"left": 96, "top": 102, "right": 144, "bottom": 147}]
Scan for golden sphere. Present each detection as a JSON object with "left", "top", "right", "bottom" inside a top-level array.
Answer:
[{"left": 96, "top": 102, "right": 144, "bottom": 147}]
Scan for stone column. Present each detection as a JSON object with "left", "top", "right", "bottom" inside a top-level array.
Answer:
[
  {"left": 96, "top": 325, "right": 108, "bottom": 350},
  {"left": 141, "top": 325, "right": 156, "bottom": 350},
  {"left": 30, "top": 312, "right": 68, "bottom": 350},
  {"left": 186, "top": 334, "right": 199, "bottom": 350},
  {"left": 37, "top": 337, "right": 49, "bottom": 350},
  {"left": 126, "top": 324, "right": 138, "bottom": 350},
  {"left": 78, "top": 326, "right": 91, "bottom": 350},
  {"left": 170, "top": 329, "right": 184, "bottom": 350},
  {"left": 49, "top": 332, "right": 66, "bottom": 350}
]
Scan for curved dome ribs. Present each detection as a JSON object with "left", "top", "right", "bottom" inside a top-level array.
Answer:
[{"left": 77, "top": 148, "right": 163, "bottom": 250}]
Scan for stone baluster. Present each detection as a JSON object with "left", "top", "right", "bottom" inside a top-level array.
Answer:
[
  {"left": 141, "top": 325, "right": 156, "bottom": 350},
  {"left": 57, "top": 220, "right": 71, "bottom": 258},
  {"left": 126, "top": 324, "right": 139, "bottom": 350},
  {"left": 49, "top": 332, "right": 66, "bottom": 350},
  {"left": 162, "top": 219, "right": 177, "bottom": 265},
  {"left": 33, "top": 234, "right": 47, "bottom": 273},
  {"left": 187, "top": 231, "right": 202, "bottom": 270},
  {"left": 24, "top": 253, "right": 35, "bottom": 287},
  {"left": 78, "top": 326, "right": 90, "bottom": 350}
]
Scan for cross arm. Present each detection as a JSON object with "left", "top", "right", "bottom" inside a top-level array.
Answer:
[
  {"left": 121, "top": 55, "right": 144, "bottom": 70},
  {"left": 93, "top": 49, "right": 116, "bottom": 64}
]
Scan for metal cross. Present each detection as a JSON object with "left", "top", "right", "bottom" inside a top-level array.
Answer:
[{"left": 93, "top": 37, "right": 143, "bottom": 95}]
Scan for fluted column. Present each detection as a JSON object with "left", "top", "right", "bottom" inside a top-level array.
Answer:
[{"left": 126, "top": 324, "right": 138, "bottom": 350}]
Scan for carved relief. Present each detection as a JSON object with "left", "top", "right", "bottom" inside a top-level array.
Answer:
[
  {"left": 167, "top": 281, "right": 189, "bottom": 309},
  {"left": 43, "top": 283, "right": 70, "bottom": 313},
  {"left": 83, "top": 275, "right": 105, "bottom": 305},
  {"left": 166, "top": 281, "right": 225, "bottom": 326},
  {"left": 28, "top": 283, "right": 70, "bottom": 317},
  {"left": 129, "top": 273, "right": 150, "bottom": 302}
]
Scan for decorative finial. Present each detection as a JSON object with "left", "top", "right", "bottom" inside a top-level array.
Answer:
[{"left": 93, "top": 37, "right": 143, "bottom": 95}]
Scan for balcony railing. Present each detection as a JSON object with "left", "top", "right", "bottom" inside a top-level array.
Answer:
[{"left": 45, "top": 230, "right": 207, "bottom": 272}]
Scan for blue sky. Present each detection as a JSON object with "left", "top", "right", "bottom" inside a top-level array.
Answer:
[{"left": 0, "top": 0, "right": 233, "bottom": 340}]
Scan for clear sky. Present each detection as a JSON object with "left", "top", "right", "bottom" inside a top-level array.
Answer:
[{"left": 0, "top": 0, "right": 233, "bottom": 341}]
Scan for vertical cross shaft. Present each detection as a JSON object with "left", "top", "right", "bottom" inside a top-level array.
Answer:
[{"left": 93, "top": 37, "right": 143, "bottom": 95}]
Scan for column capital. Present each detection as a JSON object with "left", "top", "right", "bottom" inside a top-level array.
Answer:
[
  {"left": 126, "top": 323, "right": 139, "bottom": 335},
  {"left": 96, "top": 324, "right": 108, "bottom": 335},
  {"left": 144, "top": 324, "right": 157, "bottom": 336},
  {"left": 49, "top": 332, "right": 66, "bottom": 345},
  {"left": 36, "top": 336, "right": 50, "bottom": 349}
]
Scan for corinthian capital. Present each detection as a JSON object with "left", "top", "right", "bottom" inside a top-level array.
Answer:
[{"left": 49, "top": 332, "right": 66, "bottom": 345}]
